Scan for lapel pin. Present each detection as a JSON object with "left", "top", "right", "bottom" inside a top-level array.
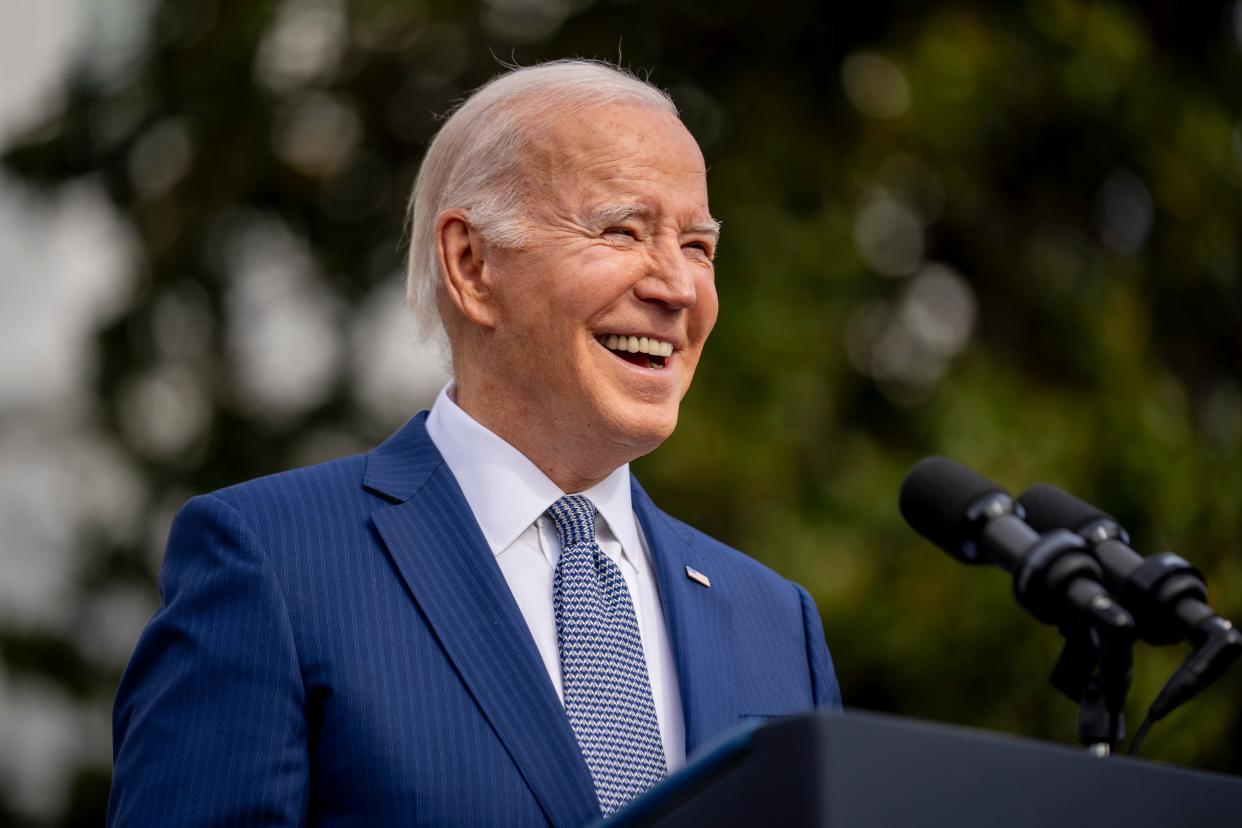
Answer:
[{"left": 685, "top": 565, "right": 711, "bottom": 588}]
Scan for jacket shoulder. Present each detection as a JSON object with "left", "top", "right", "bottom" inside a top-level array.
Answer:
[
  {"left": 210, "top": 453, "right": 369, "bottom": 508},
  {"left": 194, "top": 453, "right": 374, "bottom": 552}
]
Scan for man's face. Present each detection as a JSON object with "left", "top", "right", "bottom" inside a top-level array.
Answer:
[{"left": 479, "top": 103, "right": 719, "bottom": 466}]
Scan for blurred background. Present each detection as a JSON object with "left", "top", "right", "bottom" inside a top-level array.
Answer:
[{"left": 0, "top": 0, "right": 1239, "bottom": 823}]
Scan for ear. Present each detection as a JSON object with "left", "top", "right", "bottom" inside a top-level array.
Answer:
[{"left": 436, "top": 209, "right": 498, "bottom": 328}]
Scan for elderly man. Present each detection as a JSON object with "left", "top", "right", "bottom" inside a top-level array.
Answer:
[{"left": 109, "top": 60, "right": 840, "bottom": 826}]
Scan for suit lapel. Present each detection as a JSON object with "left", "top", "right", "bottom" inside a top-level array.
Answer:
[
  {"left": 364, "top": 415, "right": 599, "bottom": 828},
  {"left": 631, "top": 481, "right": 738, "bottom": 758}
]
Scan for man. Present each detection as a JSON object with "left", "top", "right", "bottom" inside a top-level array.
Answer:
[{"left": 109, "top": 60, "right": 840, "bottom": 826}]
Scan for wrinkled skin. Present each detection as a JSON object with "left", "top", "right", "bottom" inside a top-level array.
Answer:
[{"left": 438, "top": 102, "right": 720, "bottom": 492}]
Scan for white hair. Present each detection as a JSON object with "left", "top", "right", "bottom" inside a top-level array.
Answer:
[{"left": 404, "top": 59, "right": 679, "bottom": 342}]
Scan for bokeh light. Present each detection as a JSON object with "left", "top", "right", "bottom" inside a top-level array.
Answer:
[{"left": 840, "top": 51, "right": 911, "bottom": 120}]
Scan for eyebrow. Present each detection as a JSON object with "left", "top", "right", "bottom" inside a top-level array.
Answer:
[
  {"left": 582, "top": 203, "right": 722, "bottom": 244},
  {"left": 685, "top": 219, "right": 722, "bottom": 242}
]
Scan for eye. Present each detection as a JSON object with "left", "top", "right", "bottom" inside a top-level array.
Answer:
[
  {"left": 603, "top": 226, "right": 639, "bottom": 240},
  {"left": 683, "top": 240, "right": 715, "bottom": 260}
]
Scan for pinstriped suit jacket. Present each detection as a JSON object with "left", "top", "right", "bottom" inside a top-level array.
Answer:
[{"left": 109, "top": 412, "right": 841, "bottom": 826}]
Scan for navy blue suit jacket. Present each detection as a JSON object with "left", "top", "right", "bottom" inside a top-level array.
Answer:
[{"left": 110, "top": 413, "right": 840, "bottom": 826}]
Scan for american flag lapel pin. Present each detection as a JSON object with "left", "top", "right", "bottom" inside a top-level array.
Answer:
[{"left": 685, "top": 565, "right": 711, "bottom": 588}]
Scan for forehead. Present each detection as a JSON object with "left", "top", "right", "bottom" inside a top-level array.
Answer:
[{"left": 524, "top": 102, "right": 710, "bottom": 217}]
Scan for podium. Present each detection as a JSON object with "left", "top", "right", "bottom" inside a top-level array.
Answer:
[{"left": 604, "top": 710, "right": 1242, "bottom": 827}]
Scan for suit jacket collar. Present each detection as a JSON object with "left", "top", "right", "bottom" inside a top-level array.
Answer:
[
  {"left": 364, "top": 413, "right": 601, "bottom": 827},
  {"left": 362, "top": 411, "right": 440, "bottom": 503},
  {"left": 630, "top": 478, "right": 738, "bottom": 757}
]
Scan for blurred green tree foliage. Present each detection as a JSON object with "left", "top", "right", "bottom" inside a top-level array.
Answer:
[{"left": 2, "top": 0, "right": 1240, "bottom": 823}]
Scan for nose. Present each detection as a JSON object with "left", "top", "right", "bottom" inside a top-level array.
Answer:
[{"left": 635, "top": 240, "right": 701, "bottom": 310}]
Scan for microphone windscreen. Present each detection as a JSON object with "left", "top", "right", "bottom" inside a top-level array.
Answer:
[
  {"left": 1018, "top": 484, "right": 1115, "bottom": 535},
  {"left": 899, "top": 456, "right": 1006, "bottom": 555}
]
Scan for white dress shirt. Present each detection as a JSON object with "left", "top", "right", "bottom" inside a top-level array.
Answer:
[{"left": 425, "top": 383, "right": 686, "bottom": 771}]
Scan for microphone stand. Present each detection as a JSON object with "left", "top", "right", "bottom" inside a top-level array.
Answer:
[
  {"left": 1008, "top": 530, "right": 1136, "bottom": 754},
  {"left": 1050, "top": 618, "right": 1134, "bottom": 754}
]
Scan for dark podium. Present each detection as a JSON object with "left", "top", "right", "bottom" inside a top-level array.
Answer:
[{"left": 603, "top": 710, "right": 1242, "bottom": 827}]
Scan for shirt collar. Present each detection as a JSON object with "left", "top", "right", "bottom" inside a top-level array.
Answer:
[{"left": 425, "top": 383, "right": 644, "bottom": 564}]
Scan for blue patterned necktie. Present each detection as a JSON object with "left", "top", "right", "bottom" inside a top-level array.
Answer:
[{"left": 548, "top": 494, "right": 667, "bottom": 815}]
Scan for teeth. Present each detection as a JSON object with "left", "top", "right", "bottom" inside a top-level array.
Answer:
[{"left": 599, "top": 335, "right": 675, "bottom": 357}]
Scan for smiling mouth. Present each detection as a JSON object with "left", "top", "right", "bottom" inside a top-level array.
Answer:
[{"left": 596, "top": 334, "right": 673, "bottom": 370}]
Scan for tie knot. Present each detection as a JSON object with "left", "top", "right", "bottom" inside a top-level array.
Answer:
[{"left": 547, "top": 494, "right": 597, "bottom": 549}]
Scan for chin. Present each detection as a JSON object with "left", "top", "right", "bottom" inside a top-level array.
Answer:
[{"left": 603, "top": 405, "right": 679, "bottom": 457}]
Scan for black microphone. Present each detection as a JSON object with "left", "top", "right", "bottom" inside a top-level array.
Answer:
[
  {"left": 899, "top": 457, "right": 1133, "bottom": 633},
  {"left": 1018, "top": 483, "right": 1241, "bottom": 722}
]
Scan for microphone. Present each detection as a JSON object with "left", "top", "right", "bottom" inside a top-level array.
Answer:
[
  {"left": 900, "top": 457, "right": 1140, "bottom": 752},
  {"left": 1018, "top": 483, "right": 1241, "bottom": 723},
  {"left": 899, "top": 457, "right": 1133, "bottom": 633}
]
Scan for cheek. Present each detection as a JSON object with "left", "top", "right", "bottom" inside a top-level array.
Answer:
[
  {"left": 559, "top": 270, "right": 641, "bottom": 327},
  {"left": 692, "top": 276, "right": 720, "bottom": 340},
  {"left": 489, "top": 262, "right": 548, "bottom": 325}
]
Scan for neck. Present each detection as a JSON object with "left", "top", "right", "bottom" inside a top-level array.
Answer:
[{"left": 452, "top": 380, "right": 623, "bottom": 494}]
